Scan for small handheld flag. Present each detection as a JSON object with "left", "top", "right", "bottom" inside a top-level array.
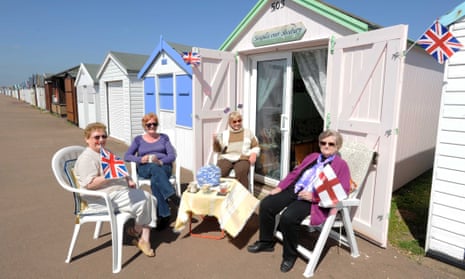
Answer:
[
  {"left": 313, "top": 165, "right": 347, "bottom": 207},
  {"left": 417, "top": 20, "right": 463, "bottom": 64},
  {"left": 100, "top": 148, "right": 129, "bottom": 179},
  {"left": 182, "top": 52, "right": 201, "bottom": 65}
]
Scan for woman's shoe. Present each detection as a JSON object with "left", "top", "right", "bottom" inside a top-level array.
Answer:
[
  {"left": 133, "top": 239, "right": 155, "bottom": 257},
  {"left": 247, "top": 241, "right": 275, "bottom": 253}
]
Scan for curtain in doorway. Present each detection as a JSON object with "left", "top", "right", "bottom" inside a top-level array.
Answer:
[
  {"left": 257, "top": 63, "right": 284, "bottom": 111},
  {"left": 294, "top": 49, "right": 327, "bottom": 117}
]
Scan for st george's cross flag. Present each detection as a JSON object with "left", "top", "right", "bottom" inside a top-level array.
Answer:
[
  {"left": 417, "top": 20, "right": 463, "bottom": 64},
  {"left": 313, "top": 165, "right": 347, "bottom": 207},
  {"left": 100, "top": 148, "right": 129, "bottom": 179},
  {"left": 182, "top": 52, "right": 201, "bottom": 65}
]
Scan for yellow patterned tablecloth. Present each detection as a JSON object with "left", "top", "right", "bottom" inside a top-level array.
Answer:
[{"left": 174, "top": 178, "right": 259, "bottom": 238}]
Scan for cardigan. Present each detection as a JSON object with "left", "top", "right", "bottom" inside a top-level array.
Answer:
[{"left": 277, "top": 152, "right": 351, "bottom": 225}]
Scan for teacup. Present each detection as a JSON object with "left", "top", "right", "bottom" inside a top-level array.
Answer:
[
  {"left": 188, "top": 182, "right": 198, "bottom": 193},
  {"left": 201, "top": 184, "right": 211, "bottom": 193}
]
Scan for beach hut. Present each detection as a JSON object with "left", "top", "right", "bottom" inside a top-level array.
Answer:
[
  {"left": 96, "top": 51, "right": 148, "bottom": 145},
  {"left": 188, "top": 0, "right": 443, "bottom": 247},
  {"left": 75, "top": 63, "right": 100, "bottom": 129},
  {"left": 138, "top": 37, "right": 194, "bottom": 171},
  {"left": 44, "top": 66, "right": 80, "bottom": 124},
  {"left": 426, "top": 2, "right": 465, "bottom": 266}
]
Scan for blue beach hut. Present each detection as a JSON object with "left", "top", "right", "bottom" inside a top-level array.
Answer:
[{"left": 138, "top": 36, "right": 195, "bottom": 174}]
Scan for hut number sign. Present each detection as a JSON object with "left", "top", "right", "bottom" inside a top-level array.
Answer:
[{"left": 271, "top": 0, "right": 285, "bottom": 11}]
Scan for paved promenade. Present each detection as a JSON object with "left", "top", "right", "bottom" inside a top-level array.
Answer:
[{"left": 1, "top": 94, "right": 464, "bottom": 279}]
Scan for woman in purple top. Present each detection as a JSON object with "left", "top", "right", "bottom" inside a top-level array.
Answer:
[
  {"left": 247, "top": 130, "right": 351, "bottom": 273},
  {"left": 125, "top": 113, "right": 180, "bottom": 229}
]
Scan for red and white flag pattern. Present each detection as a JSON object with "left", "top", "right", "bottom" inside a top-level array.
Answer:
[
  {"left": 182, "top": 52, "right": 201, "bottom": 65},
  {"left": 417, "top": 20, "right": 463, "bottom": 64},
  {"left": 314, "top": 165, "right": 347, "bottom": 207},
  {"left": 100, "top": 148, "right": 129, "bottom": 179}
]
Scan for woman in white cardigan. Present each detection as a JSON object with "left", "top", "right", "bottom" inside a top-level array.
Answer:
[{"left": 213, "top": 111, "right": 260, "bottom": 188}]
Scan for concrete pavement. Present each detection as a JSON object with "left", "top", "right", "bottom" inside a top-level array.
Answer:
[{"left": 1, "top": 94, "right": 464, "bottom": 279}]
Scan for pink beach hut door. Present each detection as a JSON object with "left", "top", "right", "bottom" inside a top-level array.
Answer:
[
  {"left": 325, "top": 25, "right": 408, "bottom": 247},
  {"left": 192, "top": 48, "right": 237, "bottom": 173}
]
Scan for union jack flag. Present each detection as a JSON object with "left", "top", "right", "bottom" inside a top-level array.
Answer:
[
  {"left": 417, "top": 20, "right": 463, "bottom": 64},
  {"left": 100, "top": 148, "right": 129, "bottom": 179},
  {"left": 182, "top": 52, "right": 201, "bottom": 65},
  {"left": 313, "top": 165, "right": 347, "bottom": 207}
]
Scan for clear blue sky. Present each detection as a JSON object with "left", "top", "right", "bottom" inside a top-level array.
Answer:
[{"left": 1, "top": 0, "right": 463, "bottom": 86}]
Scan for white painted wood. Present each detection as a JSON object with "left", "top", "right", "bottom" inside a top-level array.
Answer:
[
  {"left": 432, "top": 191, "right": 465, "bottom": 211},
  {"left": 429, "top": 238, "right": 465, "bottom": 260},
  {"left": 429, "top": 226, "right": 465, "bottom": 251},
  {"left": 326, "top": 25, "right": 407, "bottom": 247},
  {"left": 436, "top": 156, "right": 465, "bottom": 172},
  {"left": 107, "top": 81, "right": 126, "bottom": 142},
  {"left": 435, "top": 168, "right": 465, "bottom": 186},
  {"left": 436, "top": 143, "right": 465, "bottom": 158},
  {"left": 98, "top": 55, "right": 144, "bottom": 145},
  {"left": 75, "top": 64, "right": 99, "bottom": 129},
  {"left": 430, "top": 203, "right": 465, "bottom": 221},
  {"left": 230, "top": 0, "right": 355, "bottom": 52},
  {"left": 192, "top": 48, "right": 236, "bottom": 172}
]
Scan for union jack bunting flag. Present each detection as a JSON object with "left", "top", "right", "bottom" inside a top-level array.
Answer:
[
  {"left": 417, "top": 20, "right": 463, "bottom": 64},
  {"left": 314, "top": 165, "right": 347, "bottom": 207},
  {"left": 100, "top": 148, "right": 129, "bottom": 179},
  {"left": 182, "top": 52, "right": 201, "bottom": 65}
]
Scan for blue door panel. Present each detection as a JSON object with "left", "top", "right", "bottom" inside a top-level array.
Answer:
[
  {"left": 144, "top": 77, "right": 156, "bottom": 113},
  {"left": 176, "top": 75, "right": 192, "bottom": 127},
  {"left": 159, "top": 75, "right": 174, "bottom": 110}
]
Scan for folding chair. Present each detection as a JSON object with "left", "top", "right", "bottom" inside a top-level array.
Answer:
[
  {"left": 51, "top": 145, "right": 133, "bottom": 273},
  {"left": 274, "top": 141, "right": 374, "bottom": 277}
]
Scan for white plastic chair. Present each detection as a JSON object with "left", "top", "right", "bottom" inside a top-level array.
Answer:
[
  {"left": 213, "top": 152, "right": 255, "bottom": 194},
  {"left": 274, "top": 141, "right": 374, "bottom": 278},
  {"left": 130, "top": 159, "right": 181, "bottom": 196},
  {"left": 51, "top": 145, "right": 133, "bottom": 274}
]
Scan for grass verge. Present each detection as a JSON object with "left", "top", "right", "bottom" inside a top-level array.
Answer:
[{"left": 388, "top": 169, "right": 433, "bottom": 259}]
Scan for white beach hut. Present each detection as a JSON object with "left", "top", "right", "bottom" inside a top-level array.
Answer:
[
  {"left": 426, "top": 2, "right": 465, "bottom": 266},
  {"left": 75, "top": 63, "right": 100, "bottom": 129},
  {"left": 96, "top": 51, "right": 149, "bottom": 145},
  {"left": 189, "top": 0, "right": 443, "bottom": 247}
]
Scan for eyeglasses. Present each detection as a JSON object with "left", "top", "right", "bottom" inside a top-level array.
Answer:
[
  {"left": 232, "top": 119, "right": 242, "bottom": 124},
  {"left": 145, "top": 122, "right": 158, "bottom": 128},
  {"left": 319, "top": 141, "right": 336, "bottom": 147},
  {"left": 93, "top": 135, "right": 108, "bottom": 140}
]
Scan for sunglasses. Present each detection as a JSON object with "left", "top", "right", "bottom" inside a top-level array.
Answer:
[
  {"left": 93, "top": 135, "right": 108, "bottom": 140},
  {"left": 232, "top": 119, "right": 242, "bottom": 124},
  {"left": 145, "top": 122, "right": 158, "bottom": 128},
  {"left": 319, "top": 141, "right": 336, "bottom": 147}
]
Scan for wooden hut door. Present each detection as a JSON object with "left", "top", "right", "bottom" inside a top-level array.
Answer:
[
  {"left": 192, "top": 48, "right": 236, "bottom": 173},
  {"left": 65, "top": 77, "right": 78, "bottom": 124},
  {"left": 325, "top": 25, "right": 407, "bottom": 247}
]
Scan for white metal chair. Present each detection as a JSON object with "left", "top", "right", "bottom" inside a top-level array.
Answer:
[
  {"left": 130, "top": 159, "right": 181, "bottom": 196},
  {"left": 213, "top": 152, "right": 255, "bottom": 194},
  {"left": 51, "top": 145, "right": 133, "bottom": 274},
  {"left": 274, "top": 141, "right": 374, "bottom": 278}
]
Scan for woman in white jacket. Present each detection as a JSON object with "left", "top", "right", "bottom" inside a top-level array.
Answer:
[{"left": 213, "top": 111, "right": 260, "bottom": 188}]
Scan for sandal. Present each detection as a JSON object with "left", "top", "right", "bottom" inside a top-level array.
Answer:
[
  {"left": 126, "top": 227, "right": 141, "bottom": 239},
  {"left": 132, "top": 239, "right": 155, "bottom": 257}
]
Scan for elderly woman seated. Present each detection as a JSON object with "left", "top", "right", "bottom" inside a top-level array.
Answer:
[
  {"left": 74, "top": 122, "right": 157, "bottom": 257},
  {"left": 247, "top": 129, "right": 351, "bottom": 273}
]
